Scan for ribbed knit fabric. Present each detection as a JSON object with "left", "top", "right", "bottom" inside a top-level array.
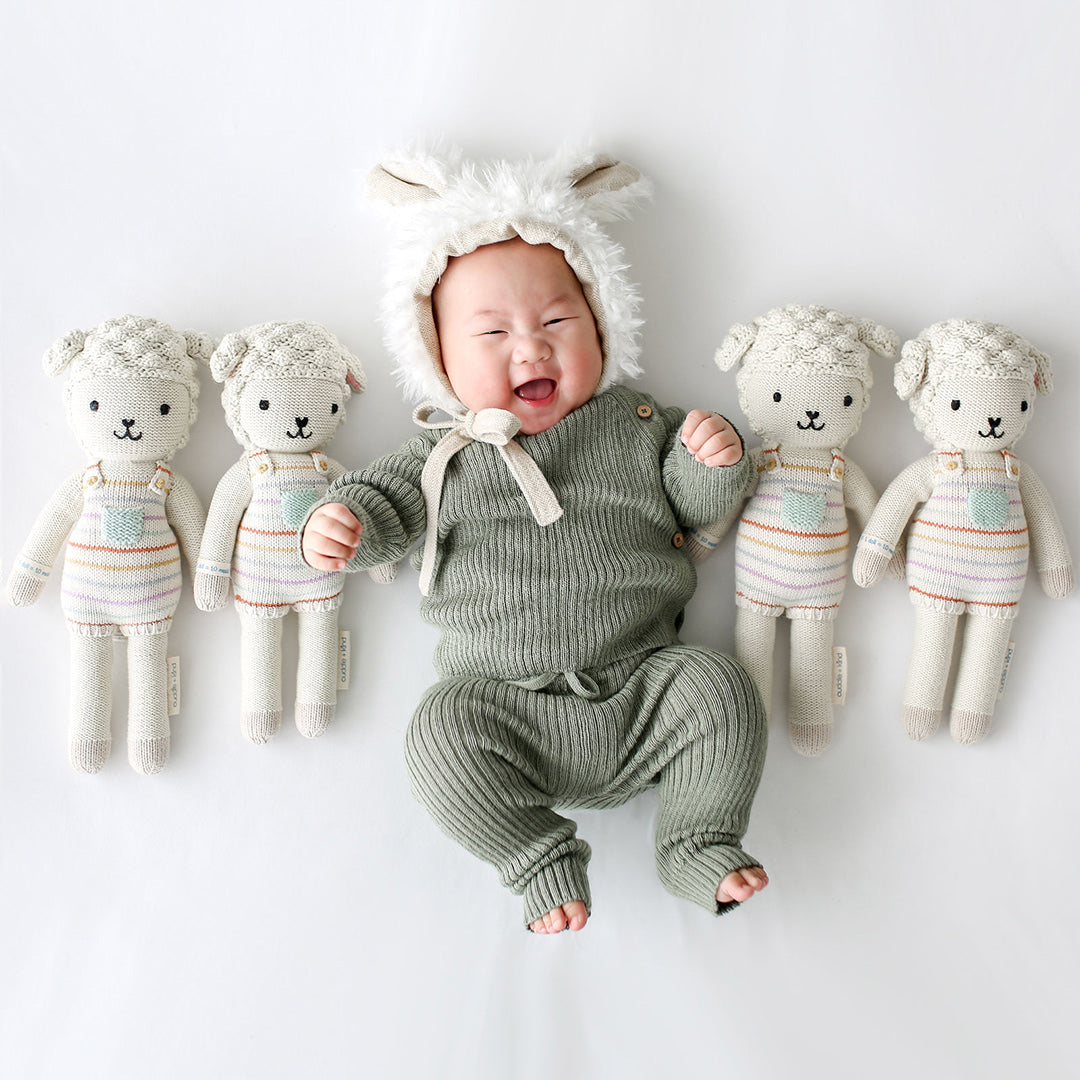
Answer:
[
  {"left": 323, "top": 387, "right": 753, "bottom": 680},
  {"left": 405, "top": 646, "right": 766, "bottom": 926}
]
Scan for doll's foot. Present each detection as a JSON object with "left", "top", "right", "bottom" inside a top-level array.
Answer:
[
  {"left": 529, "top": 900, "right": 588, "bottom": 934},
  {"left": 70, "top": 737, "right": 111, "bottom": 774},
  {"left": 129, "top": 736, "right": 169, "bottom": 775},
  {"left": 242, "top": 709, "right": 282, "bottom": 744},
  {"left": 296, "top": 702, "right": 335, "bottom": 739},
  {"left": 717, "top": 866, "right": 770, "bottom": 905},
  {"left": 789, "top": 718, "right": 833, "bottom": 757},
  {"left": 950, "top": 708, "right": 992, "bottom": 745},
  {"left": 903, "top": 704, "right": 941, "bottom": 741}
]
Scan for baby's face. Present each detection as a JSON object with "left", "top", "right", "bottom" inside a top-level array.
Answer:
[{"left": 432, "top": 237, "right": 603, "bottom": 435}]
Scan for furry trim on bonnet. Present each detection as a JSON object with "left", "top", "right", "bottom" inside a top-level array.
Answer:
[{"left": 368, "top": 146, "right": 651, "bottom": 412}]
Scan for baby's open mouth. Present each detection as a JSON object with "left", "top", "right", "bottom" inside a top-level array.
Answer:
[{"left": 515, "top": 379, "right": 556, "bottom": 403}]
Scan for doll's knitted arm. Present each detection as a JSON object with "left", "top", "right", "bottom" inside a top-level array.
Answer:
[
  {"left": 1019, "top": 463, "right": 1074, "bottom": 598},
  {"left": 6, "top": 471, "right": 83, "bottom": 607},
  {"left": 852, "top": 456, "right": 935, "bottom": 588},
  {"left": 194, "top": 459, "right": 251, "bottom": 611},
  {"left": 165, "top": 474, "right": 205, "bottom": 581},
  {"left": 843, "top": 459, "right": 905, "bottom": 581}
]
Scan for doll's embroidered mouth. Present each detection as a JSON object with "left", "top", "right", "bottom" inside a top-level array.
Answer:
[
  {"left": 286, "top": 420, "right": 313, "bottom": 439},
  {"left": 114, "top": 420, "right": 143, "bottom": 440},
  {"left": 515, "top": 379, "right": 557, "bottom": 403},
  {"left": 978, "top": 420, "right": 1005, "bottom": 439},
  {"left": 796, "top": 418, "right": 825, "bottom": 431}
]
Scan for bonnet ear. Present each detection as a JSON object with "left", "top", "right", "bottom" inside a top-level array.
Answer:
[
  {"left": 565, "top": 153, "right": 649, "bottom": 219},
  {"left": 714, "top": 321, "right": 758, "bottom": 372},
  {"left": 367, "top": 156, "right": 449, "bottom": 207},
  {"left": 1029, "top": 344, "right": 1053, "bottom": 396},
  {"left": 856, "top": 319, "right": 900, "bottom": 359},
  {"left": 183, "top": 330, "right": 217, "bottom": 367},
  {"left": 210, "top": 333, "right": 248, "bottom": 383},
  {"left": 895, "top": 338, "right": 930, "bottom": 400},
  {"left": 42, "top": 328, "right": 87, "bottom": 377}
]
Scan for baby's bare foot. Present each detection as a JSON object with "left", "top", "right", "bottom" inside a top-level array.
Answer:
[
  {"left": 529, "top": 900, "right": 588, "bottom": 934},
  {"left": 716, "top": 867, "right": 769, "bottom": 905}
]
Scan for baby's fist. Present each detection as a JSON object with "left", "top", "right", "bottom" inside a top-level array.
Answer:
[
  {"left": 681, "top": 410, "right": 743, "bottom": 467},
  {"left": 302, "top": 503, "right": 363, "bottom": 570}
]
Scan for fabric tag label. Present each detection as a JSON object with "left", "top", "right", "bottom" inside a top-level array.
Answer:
[
  {"left": 167, "top": 656, "right": 181, "bottom": 716},
  {"left": 997, "top": 641, "right": 1016, "bottom": 700},
  {"left": 832, "top": 646, "right": 847, "bottom": 705},
  {"left": 339, "top": 631, "right": 351, "bottom": 690}
]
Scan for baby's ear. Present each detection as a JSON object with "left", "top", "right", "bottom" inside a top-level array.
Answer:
[
  {"left": 856, "top": 319, "right": 900, "bottom": 359},
  {"left": 895, "top": 338, "right": 930, "bottom": 400},
  {"left": 368, "top": 155, "right": 449, "bottom": 206},
  {"left": 714, "top": 321, "right": 758, "bottom": 372},
  {"left": 210, "top": 333, "right": 248, "bottom": 383},
  {"left": 1029, "top": 344, "right": 1054, "bottom": 396},
  {"left": 564, "top": 151, "right": 650, "bottom": 219},
  {"left": 183, "top": 330, "right": 217, "bottom": 367},
  {"left": 42, "top": 327, "right": 87, "bottom": 376}
]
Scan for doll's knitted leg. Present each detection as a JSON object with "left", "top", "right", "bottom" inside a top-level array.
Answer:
[
  {"left": 788, "top": 618, "right": 834, "bottom": 757},
  {"left": 126, "top": 631, "right": 170, "bottom": 775},
  {"left": 649, "top": 647, "right": 767, "bottom": 915},
  {"left": 949, "top": 614, "right": 1013, "bottom": 745},
  {"left": 295, "top": 609, "right": 338, "bottom": 738},
  {"left": 238, "top": 611, "right": 283, "bottom": 743},
  {"left": 734, "top": 609, "right": 776, "bottom": 717},
  {"left": 902, "top": 607, "right": 959, "bottom": 740},
  {"left": 405, "top": 677, "right": 592, "bottom": 929},
  {"left": 69, "top": 633, "right": 113, "bottom": 773}
]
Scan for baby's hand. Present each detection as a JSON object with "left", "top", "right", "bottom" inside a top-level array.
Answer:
[
  {"left": 302, "top": 503, "right": 363, "bottom": 570},
  {"left": 681, "top": 410, "right": 743, "bottom": 467}
]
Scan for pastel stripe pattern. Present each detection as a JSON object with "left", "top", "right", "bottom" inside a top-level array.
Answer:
[
  {"left": 232, "top": 451, "right": 344, "bottom": 616},
  {"left": 906, "top": 451, "right": 1028, "bottom": 617},
  {"left": 735, "top": 449, "right": 849, "bottom": 621},
  {"left": 60, "top": 465, "right": 181, "bottom": 636}
]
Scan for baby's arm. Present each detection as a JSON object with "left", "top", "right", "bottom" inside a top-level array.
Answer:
[
  {"left": 194, "top": 460, "right": 251, "bottom": 611},
  {"left": 852, "top": 456, "right": 935, "bottom": 588},
  {"left": 5, "top": 471, "right": 83, "bottom": 606},
  {"left": 1019, "top": 463, "right": 1074, "bottom": 598},
  {"left": 165, "top": 474, "right": 206, "bottom": 581}
]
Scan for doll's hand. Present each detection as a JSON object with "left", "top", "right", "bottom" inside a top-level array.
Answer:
[
  {"left": 1039, "top": 564, "right": 1075, "bottom": 599},
  {"left": 852, "top": 542, "right": 892, "bottom": 588},
  {"left": 681, "top": 411, "right": 743, "bottom": 467},
  {"left": 885, "top": 541, "right": 907, "bottom": 582},
  {"left": 194, "top": 569, "right": 231, "bottom": 611},
  {"left": 5, "top": 568, "right": 46, "bottom": 607},
  {"left": 303, "top": 503, "right": 362, "bottom": 570},
  {"left": 682, "top": 528, "right": 718, "bottom": 564}
]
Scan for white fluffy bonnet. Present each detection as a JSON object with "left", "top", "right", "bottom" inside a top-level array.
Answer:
[{"left": 367, "top": 146, "right": 651, "bottom": 412}]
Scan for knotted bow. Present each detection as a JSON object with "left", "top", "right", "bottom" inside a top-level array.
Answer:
[{"left": 413, "top": 404, "right": 564, "bottom": 596}]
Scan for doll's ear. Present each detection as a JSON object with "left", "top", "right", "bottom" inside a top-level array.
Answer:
[
  {"left": 856, "top": 319, "right": 900, "bottom": 360},
  {"left": 210, "top": 333, "right": 248, "bottom": 383},
  {"left": 42, "top": 328, "right": 87, "bottom": 376},
  {"left": 368, "top": 157, "right": 448, "bottom": 206},
  {"left": 183, "top": 330, "right": 217, "bottom": 367},
  {"left": 1029, "top": 344, "right": 1053, "bottom": 396},
  {"left": 343, "top": 349, "right": 366, "bottom": 396},
  {"left": 714, "top": 321, "right": 758, "bottom": 372},
  {"left": 895, "top": 338, "right": 929, "bottom": 400}
]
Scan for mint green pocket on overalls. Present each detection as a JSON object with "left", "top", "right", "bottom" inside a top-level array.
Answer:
[
  {"left": 968, "top": 487, "right": 1009, "bottom": 529},
  {"left": 102, "top": 505, "right": 145, "bottom": 547},
  {"left": 280, "top": 488, "right": 322, "bottom": 529},
  {"left": 782, "top": 489, "right": 826, "bottom": 531}
]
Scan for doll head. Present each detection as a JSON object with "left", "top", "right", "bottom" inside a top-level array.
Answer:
[
  {"left": 715, "top": 304, "right": 899, "bottom": 450},
  {"left": 367, "top": 145, "right": 650, "bottom": 413},
  {"left": 210, "top": 321, "right": 365, "bottom": 453},
  {"left": 44, "top": 314, "right": 213, "bottom": 463},
  {"left": 895, "top": 319, "right": 1051, "bottom": 452}
]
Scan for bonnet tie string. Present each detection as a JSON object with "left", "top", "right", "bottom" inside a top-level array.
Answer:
[{"left": 413, "top": 404, "right": 563, "bottom": 596}]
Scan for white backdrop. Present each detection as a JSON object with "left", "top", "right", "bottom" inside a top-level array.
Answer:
[{"left": 2, "top": 2, "right": 1078, "bottom": 1078}]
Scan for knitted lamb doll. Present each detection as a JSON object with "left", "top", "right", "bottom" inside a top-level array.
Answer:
[
  {"left": 687, "top": 305, "right": 901, "bottom": 756},
  {"left": 194, "top": 321, "right": 367, "bottom": 744},
  {"left": 852, "top": 319, "right": 1073, "bottom": 744},
  {"left": 6, "top": 314, "right": 211, "bottom": 774}
]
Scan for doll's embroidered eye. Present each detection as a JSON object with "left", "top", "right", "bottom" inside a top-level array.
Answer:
[
  {"left": 1021, "top": 400, "right": 1028, "bottom": 411},
  {"left": 951, "top": 400, "right": 961, "bottom": 411},
  {"left": 773, "top": 392, "right": 782, "bottom": 402},
  {"left": 89, "top": 400, "right": 99, "bottom": 411},
  {"left": 160, "top": 404, "right": 170, "bottom": 415},
  {"left": 259, "top": 400, "right": 270, "bottom": 411},
  {"left": 843, "top": 395, "right": 853, "bottom": 407},
  {"left": 331, "top": 403, "right": 338, "bottom": 414}
]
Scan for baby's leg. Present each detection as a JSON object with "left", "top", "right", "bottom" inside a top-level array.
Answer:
[
  {"left": 949, "top": 613, "right": 1013, "bottom": 744},
  {"left": 126, "top": 631, "right": 170, "bottom": 774},
  {"left": 788, "top": 617, "right": 834, "bottom": 756},
  {"left": 405, "top": 677, "right": 592, "bottom": 931},
  {"left": 734, "top": 609, "right": 776, "bottom": 716},
  {"left": 238, "top": 610, "right": 284, "bottom": 743},
  {"left": 903, "top": 607, "right": 959, "bottom": 739},
  {"left": 295, "top": 608, "right": 339, "bottom": 738},
  {"left": 645, "top": 647, "right": 768, "bottom": 915},
  {"left": 69, "top": 633, "right": 113, "bottom": 773}
]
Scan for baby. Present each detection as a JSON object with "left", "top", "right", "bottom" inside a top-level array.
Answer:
[{"left": 302, "top": 150, "right": 769, "bottom": 933}]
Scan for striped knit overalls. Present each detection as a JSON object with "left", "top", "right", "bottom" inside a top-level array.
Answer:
[
  {"left": 905, "top": 449, "right": 1028, "bottom": 617},
  {"left": 734, "top": 445, "right": 849, "bottom": 620},
  {"left": 60, "top": 462, "right": 181, "bottom": 636}
]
